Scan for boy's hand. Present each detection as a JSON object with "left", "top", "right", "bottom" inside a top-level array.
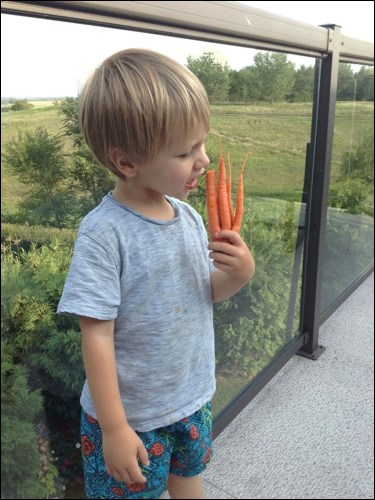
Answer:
[
  {"left": 103, "top": 424, "right": 150, "bottom": 485},
  {"left": 208, "top": 230, "right": 254, "bottom": 283},
  {"left": 208, "top": 230, "right": 255, "bottom": 302}
]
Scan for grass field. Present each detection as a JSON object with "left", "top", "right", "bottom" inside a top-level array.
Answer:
[{"left": 1, "top": 100, "right": 373, "bottom": 216}]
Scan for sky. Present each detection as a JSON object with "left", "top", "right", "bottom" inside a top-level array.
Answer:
[{"left": 1, "top": 1, "right": 374, "bottom": 98}]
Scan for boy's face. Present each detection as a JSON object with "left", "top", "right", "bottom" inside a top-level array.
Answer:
[{"left": 138, "top": 129, "right": 210, "bottom": 200}]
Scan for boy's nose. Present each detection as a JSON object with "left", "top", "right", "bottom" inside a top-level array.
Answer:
[{"left": 195, "top": 152, "right": 210, "bottom": 170}]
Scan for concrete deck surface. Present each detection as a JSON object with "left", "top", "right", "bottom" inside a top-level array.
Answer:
[{"left": 166, "top": 274, "right": 374, "bottom": 499}]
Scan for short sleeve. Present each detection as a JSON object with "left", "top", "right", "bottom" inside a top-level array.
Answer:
[{"left": 57, "top": 233, "right": 121, "bottom": 320}]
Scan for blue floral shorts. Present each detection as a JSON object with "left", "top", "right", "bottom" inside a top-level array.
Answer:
[{"left": 80, "top": 402, "right": 213, "bottom": 499}]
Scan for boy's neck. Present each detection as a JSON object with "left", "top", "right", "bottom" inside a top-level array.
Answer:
[{"left": 112, "top": 182, "right": 175, "bottom": 221}]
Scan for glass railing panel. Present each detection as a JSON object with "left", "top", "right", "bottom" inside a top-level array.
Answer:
[
  {"left": 208, "top": 105, "right": 311, "bottom": 416},
  {"left": 2, "top": 14, "right": 315, "bottom": 498},
  {"left": 321, "top": 63, "right": 374, "bottom": 315}
]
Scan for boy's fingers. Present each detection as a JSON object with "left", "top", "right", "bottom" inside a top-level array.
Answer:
[
  {"left": 208, "top": 234, "right": 242, "bottom": 253},
  {"left": 138, "top": 447, "right": 150, "bottom": 467},
  {"left": 128, "top": 464, "right": 147, "bottom": 484},
  {"left": 215, "top": 230, "right": 242, "bottom": 244}
]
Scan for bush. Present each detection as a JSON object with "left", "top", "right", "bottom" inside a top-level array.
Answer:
[
  {"left": 333, "top": 131, "right": 374, "bottom": 216},
  {"left": 340, "top": 132, "right": 374, "bottom": 185},
  {"left": 1, "top": 240, "right": 85, "bottom": 490},
  {"left": 10, "top": 99, "right": 34, "bottom": 111},
  {"left": 329, "top": 179, "right": 373, "bottom": 215},
  {"left": 1, "top": 341, "right": 46, "bottom": 499},
  {"left": 1, "top": 223, "right": 76, "bottom": 254}
]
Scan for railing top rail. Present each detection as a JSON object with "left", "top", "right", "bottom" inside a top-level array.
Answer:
[{"left": 1, "top": 1, "right": 373, "bottom": 64}]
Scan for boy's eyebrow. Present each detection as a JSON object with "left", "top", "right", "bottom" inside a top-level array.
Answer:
[
  {"left": 176, "top": 133, "right": 207, "bottom": 153},
  {"left": 192, "top": 135, "right": 208, "bottom": 148}
]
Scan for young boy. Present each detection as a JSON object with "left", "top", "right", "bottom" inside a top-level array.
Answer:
[{"left": 57, "top": 48, "right": 255, "bottom": 499}]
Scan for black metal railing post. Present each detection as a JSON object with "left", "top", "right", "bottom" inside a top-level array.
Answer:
[{"left": 299, "top": 25, "right": 342, "bottom": 359}]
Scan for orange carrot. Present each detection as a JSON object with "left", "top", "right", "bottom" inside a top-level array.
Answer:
[
  {"left": 205, "top": 147, "right": 248, "bottom": 240},
  {"left": 226, "top": 152, "right": 234, "bottom": 225},
  {"left": 205, "top": 170, "right": 220, "bottom": 240},
  {"left": 217, "top": 154, "right": 232, "bottom": 230},
  {"left": 231, "top": 155, "right": 248, "bottom": 233}
]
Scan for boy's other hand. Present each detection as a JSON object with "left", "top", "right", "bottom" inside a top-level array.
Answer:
[{"left": 103, "top": 424, "right": 150, "bottom": 485}]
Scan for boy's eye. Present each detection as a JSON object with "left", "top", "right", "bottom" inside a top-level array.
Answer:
[{"left": 179, "top": 151, "right": 192, "bottom": 158}]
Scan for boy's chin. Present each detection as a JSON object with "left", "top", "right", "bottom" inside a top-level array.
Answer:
[{"left": 170, "top": 189, "right": 189, "bottom": 201}]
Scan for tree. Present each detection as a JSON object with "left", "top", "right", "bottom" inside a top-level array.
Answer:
[
  {"left": 187, "top": 51, "right": 230, "bottom": 101},
  {"left": 355, "top": 66, "right": 374, "bottom": 101},
  {"left": 289, "top": 65, "right": 314, "bottom": 102},
  {"left": 58, "top": 98, "right": 115, "bottom": 208},
  {"left": 58, "top": 97, "right": 83, "bottom": 147},
  {"left": 69, "top": 147, "right": 115, "bottom": 208},
  {"left": 337, "top": 63, "right": 355, "bottom": 100},
  {"left": 252, "top": 52, "right": 296, "bottom": 102},
  {"left": 2, "top": 127, "right": 76, "bottom": 228},
  {"left": 228, "top": 66, "right": 262, "bottom": 102},
  {"left": 337, "top": 64, "right": 374, "bottom": 101}
]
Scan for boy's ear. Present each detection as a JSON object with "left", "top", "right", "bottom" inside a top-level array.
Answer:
[{"left": 109, "top": 148, "right": 138, "bottom": 178}]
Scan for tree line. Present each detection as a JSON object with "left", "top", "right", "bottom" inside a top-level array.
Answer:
[{"left": 187, "top": 51, "right": 374, "bottom": 103}]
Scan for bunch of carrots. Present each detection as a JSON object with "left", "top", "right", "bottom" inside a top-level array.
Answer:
[{"left": 205, "top": 147, "right": 248, "bottom": 241}]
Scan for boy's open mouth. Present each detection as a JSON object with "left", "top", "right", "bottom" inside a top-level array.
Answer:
[{"left": 185, "top": 179, "right": 197, "bottom": 190}]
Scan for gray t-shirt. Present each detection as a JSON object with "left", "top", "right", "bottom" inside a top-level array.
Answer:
[{"left": 57, "top": 193, "right": 216, "bottom": 431}]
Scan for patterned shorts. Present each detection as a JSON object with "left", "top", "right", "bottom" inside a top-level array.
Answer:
[{"left": 80, "top": 402, "right": 213, "bottom": 499}]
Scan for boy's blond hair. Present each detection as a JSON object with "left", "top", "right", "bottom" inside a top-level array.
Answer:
[{"left": 79, "top": 48, "right": 210, "bottom": 177}]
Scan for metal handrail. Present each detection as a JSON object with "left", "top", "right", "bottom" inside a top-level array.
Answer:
[{"left": 1, "top": 1, "right": 373, "bottom": 64}]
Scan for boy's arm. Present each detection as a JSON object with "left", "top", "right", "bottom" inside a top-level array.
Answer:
[
  {"left": 208, "top": 230, "right": 255, "bottom": 303},
  {"left": 80, "top": 317, "right": 149, "bottom": 484}
]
